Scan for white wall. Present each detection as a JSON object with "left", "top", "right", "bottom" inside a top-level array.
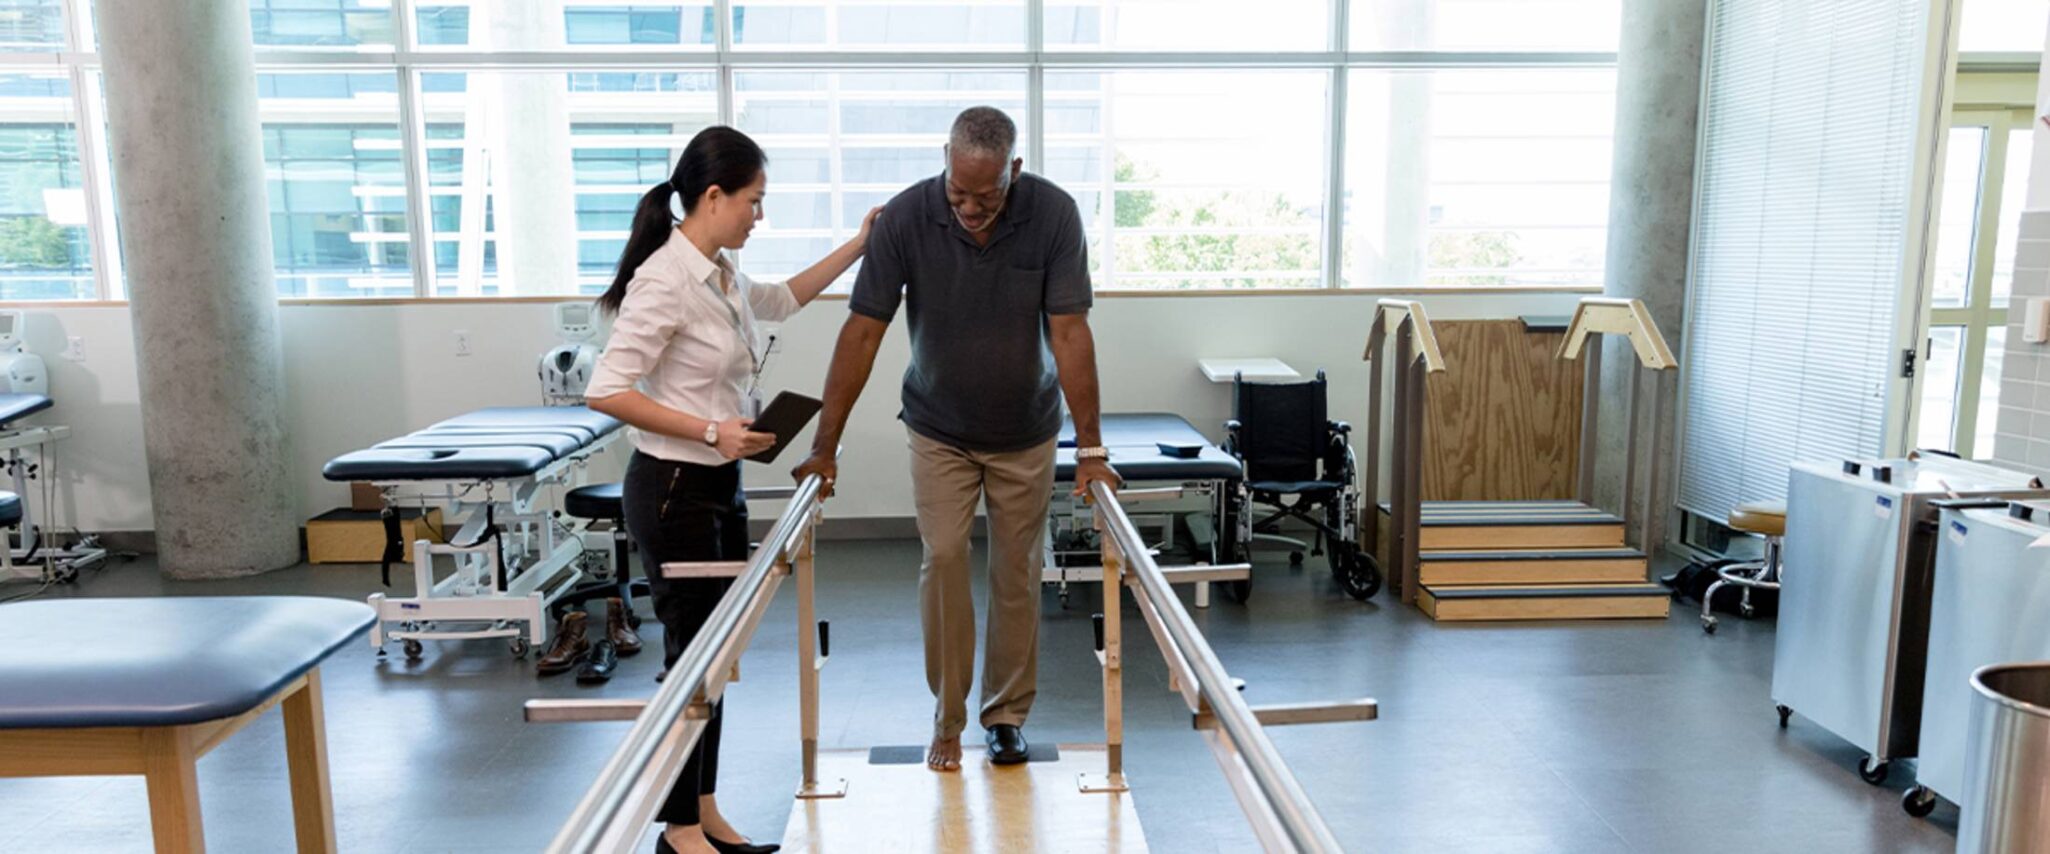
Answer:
[{"left": 22, "top": 291, "right": 1583, "bottom": 533}]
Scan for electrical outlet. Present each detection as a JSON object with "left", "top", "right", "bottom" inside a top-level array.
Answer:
[
  {"left": 62, "top": 336, "right": 84, "bottom": 362},
  {"left": 454, "top": 330, "right": 472, "bottom": 357}
]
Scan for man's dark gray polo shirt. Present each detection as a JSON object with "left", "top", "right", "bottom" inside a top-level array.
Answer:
[{"left": 849, "top": 172, "right": 1093, "bottom": 453}]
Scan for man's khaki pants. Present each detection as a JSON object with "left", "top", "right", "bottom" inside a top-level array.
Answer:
[{"left": 909, "top": 428, "right": 1056, "bottom": 740}]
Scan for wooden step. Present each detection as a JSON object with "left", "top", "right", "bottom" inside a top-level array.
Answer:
[
  {"left": 1418, "top": 583, "right": 1672, "bottom": 622},
  {"left": 1417, "top": 548, "right": 1648, "bottom": 586},
  {"left": 1378, "top": 500, "right": 1626, "bottom": 550}
]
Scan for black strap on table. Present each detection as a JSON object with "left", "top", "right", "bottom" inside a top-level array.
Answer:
[{"left": 379, "top": 507, "right": 402, "bottom": 587}]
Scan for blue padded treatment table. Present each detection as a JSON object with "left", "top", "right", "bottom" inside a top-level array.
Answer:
[
  {"left": 429, "top": 406, "right": 621, "bottom": 442},
  {"left": 324, "top": 445, "right": 558, "bottom": 482},
  {"left": 375, "top": 431, "right": 584, "bottom": 458},
  {"left": 0, "top": 596, "right": 373, "bottom": 852},
  {"left": 0, "top": 393, "right": 52, "bottom": 428},
  {"left": 322, "top": 406, "right": 622, "bottom": 482},
  {"left": 1055, "top": 412, "right": 1243, "bottom": 483}
]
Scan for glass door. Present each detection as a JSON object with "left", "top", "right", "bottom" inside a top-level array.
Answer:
[{"left": 1916, "top": 108, "right": 2034, "bottom": 459}]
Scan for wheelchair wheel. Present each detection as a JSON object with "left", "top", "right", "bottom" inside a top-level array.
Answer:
[
  {"left": 1330, "top": 545, "right": 1381, "bottom": 601},
  {"left": 1221, "top": 577, "right": 1253, "bottom": 603}
]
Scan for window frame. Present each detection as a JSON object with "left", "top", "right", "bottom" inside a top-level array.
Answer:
[{"left": 8, "top": 0, "right": 1621, "bottom": 301}]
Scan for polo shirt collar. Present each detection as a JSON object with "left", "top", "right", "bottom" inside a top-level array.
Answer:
[{"left": 927, "top": 171, "right": 1037, "bottom": 231}]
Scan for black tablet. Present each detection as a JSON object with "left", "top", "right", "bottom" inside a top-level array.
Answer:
[{"left": 746, "top": 391, "right": 823, "bottom": 464}]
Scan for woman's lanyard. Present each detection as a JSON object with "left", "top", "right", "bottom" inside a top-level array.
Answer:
[{"left": 701, "top": 269, "right": 766, "bottom": 418}]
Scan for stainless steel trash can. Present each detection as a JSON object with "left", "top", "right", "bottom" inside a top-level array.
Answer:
[{"left": 1959, "top": 663, "right": 2050, "bottom": 853}]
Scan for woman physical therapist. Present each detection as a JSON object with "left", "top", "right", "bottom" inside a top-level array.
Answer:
[{"left": 585, "top": 126, "right": 877, "bottom": 854}]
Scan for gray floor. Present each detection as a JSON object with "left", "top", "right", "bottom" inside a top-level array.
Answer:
[{"left": 0, "top": 541, "right": 1959, "bottom": 853}]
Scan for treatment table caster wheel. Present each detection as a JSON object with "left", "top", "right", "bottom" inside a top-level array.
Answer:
[
  {"left": 1776, "top": 704, "right": 1793, "bottom": 728},
  {"left": 1740, "top": 603, "right": 1756, "bottom": 619},
  {"left": 402, "top": 639, "right": 424, "bottom": 662},
  {"left": 1701, "top": 615, "right": 1718, "bottom": 634},
  {"left": 1858, "top": 756, "right": 1891, "bottom": 786},
  {"left": 1902, "top": 786, "right": 1938, "bottom": 818},
  {"left": 509, "top": 637, "right": 532, "bottom": 659},
  {"left": 1289, "top": 550, "right": 1304, "bottom": 566}
]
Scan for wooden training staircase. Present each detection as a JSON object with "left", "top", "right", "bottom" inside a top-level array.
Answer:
[
  {"left": 1392, "top": 500, "right": 1668, "bottom": 621},
  {"left": 1364, "top": 299, "right": 1676, "bottom": 622}
]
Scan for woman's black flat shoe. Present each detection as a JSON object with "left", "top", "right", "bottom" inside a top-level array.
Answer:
[
  {"left": 708, "top": 835, "right": 780, "bottom": 854},
  {"left": 654, "top": 830, "right": 779, "bottom": 854}
]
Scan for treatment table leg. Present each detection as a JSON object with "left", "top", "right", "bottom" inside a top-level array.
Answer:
[
  {"left": 141, "top": 728, "right": 205, "bottom": 853},
  {"left": 284, "top": 668, "right": 339, "bottom": 853}
]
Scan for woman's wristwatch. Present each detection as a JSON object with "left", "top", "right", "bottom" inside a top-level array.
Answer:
[
  {"left": 1076, "top": 446, "right": 1109, "bottom": 461},
  {"left": 702, "top": 421, "right": 719, "bottom": 446}
]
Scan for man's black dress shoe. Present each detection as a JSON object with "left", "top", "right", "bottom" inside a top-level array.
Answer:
[
  {"left": 985, "top": 724, "right": 1029, "bottom": 765},
  {"left": 577, "top": 639, "right": 618, "bottom": 684}
]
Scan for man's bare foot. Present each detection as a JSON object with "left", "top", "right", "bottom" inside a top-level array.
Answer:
[
  {"left": 927, "top": 734, "right": 963, "bottom": 771},
  {"left": 662, "top": 825, "right": 719, "bottom": 854}
]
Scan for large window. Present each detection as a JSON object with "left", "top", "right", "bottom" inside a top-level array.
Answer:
[
  {"left": 0, "top": 71, "right": 94, "bottom": 300},
  {"left": 8, "top": 0, "right": 1623, "bottom": 300},
  {"left": 1344, "top": 69, "right": 1615, "bottom": 289}
]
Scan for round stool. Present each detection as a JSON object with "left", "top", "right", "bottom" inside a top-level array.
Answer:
[{"left": 1703, "top": 500, "right": 1785, "bottom": 634}]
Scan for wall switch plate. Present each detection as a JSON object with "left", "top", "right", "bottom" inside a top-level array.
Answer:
[
  {"left": 62, "top": 336, "right": 84, "bottom": 362},
  {"left": 454, "top": 330, "right": 472, "bottom": 356}
]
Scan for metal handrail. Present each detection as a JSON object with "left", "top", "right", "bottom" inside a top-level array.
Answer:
[
  {"left": 545, "top": 473, "right": 826, "bottom": 854},
  {"left": 1090, "top": 481, "right": 1345, "bottom": 853}
]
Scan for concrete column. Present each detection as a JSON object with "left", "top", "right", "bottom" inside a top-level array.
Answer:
[
  {"left": 1592, "top": 0, "right": 1709, "bottom": 551},
  {"left": 485, "top": 1, "right": 577, "bottom": 296},
  {"left": 100, "top": 0, "right": 300, "bottom": 577}
]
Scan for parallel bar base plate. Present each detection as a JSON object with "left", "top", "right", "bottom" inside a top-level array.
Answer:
[
  {"left": 795, "top": 778, "right": 848, "bottom": 800},
  {"left": 781, "top": 745, "right": 1146, "bottom": 853}
]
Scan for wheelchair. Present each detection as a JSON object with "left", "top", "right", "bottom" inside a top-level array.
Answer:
[{"left": 1222, "top": 369, "right": 1381, "bottom": 602}]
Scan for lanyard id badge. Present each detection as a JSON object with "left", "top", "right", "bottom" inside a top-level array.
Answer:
[{"left": 702, "top": 270, "right": 767, "bottom": 419}]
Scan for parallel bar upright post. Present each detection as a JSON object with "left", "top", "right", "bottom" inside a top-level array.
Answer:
[
  {"left": 795, "top": 521, "right": 822, "bottom": 791},
  {"left": 1098, "top": 504, "right": 1125, "bottom": 783}
]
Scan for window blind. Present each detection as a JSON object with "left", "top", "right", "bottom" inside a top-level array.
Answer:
[{"left": 1678, "top": 0, "right": 1940, "bottom": 519}]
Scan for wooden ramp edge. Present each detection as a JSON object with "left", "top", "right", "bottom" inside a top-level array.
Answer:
[{"left": 781, "top": 745, "right": 1147, "bottom": 853}]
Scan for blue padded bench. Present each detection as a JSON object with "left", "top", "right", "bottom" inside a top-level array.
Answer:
[{"left": 0, "top": 596, "right": 374, "bottom": 853}]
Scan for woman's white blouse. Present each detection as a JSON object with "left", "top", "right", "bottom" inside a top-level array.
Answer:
[{"left": 585, "top": 227, "right": 799, "bottom": 466}]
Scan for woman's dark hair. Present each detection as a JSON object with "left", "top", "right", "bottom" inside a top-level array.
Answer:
[{"left": 596, "top": 125, "right": 767, "bottom": 315}]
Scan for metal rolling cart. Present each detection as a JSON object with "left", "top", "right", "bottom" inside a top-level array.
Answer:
[
  {"left": 1898, "top": 497, "right": 2050, "bottom": 818},
  {"left": 1772, "top": 454, "right": 2045, "bottom": 785}
]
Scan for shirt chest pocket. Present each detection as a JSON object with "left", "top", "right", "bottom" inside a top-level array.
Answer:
[{"left": 994, "top": 266, "right": 1044, "bottom": 311}]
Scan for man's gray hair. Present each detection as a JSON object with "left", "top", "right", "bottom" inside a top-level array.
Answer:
[{"left": 949, "top": 106, "right": 1017, "bottom": 162}]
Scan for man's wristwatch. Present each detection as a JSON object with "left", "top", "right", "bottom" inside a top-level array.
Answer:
[
  {"left": 1076, "top": 446, "right": 1110, "bottom": 461},
  {"left": 702, "top": 421, "right": 720, "bottom": 447}
]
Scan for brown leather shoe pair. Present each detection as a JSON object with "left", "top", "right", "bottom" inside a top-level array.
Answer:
[{"left": 537, "top": 600, "right": 642, "bottom": 678}]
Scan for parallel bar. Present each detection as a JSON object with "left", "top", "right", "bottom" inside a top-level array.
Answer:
[
  {"left": 525, "top": 699, "right": 649, "bottom": 724},
  {"left": 1092, "top": 482, "right": 1346, "bottom": 853},
  {"left": 1195, "top": 699, "right": 1380, "bottom": 730},
  {"left": 662, "top": 560, "right": 749, "bottom": 579},
  {"left": 546, "top": 475, "right": 826, "bottom": 854}
]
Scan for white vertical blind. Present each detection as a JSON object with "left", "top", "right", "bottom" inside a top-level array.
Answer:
[{"left": 1678, "top": 0, "right": 1938, "bottom": 519}]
